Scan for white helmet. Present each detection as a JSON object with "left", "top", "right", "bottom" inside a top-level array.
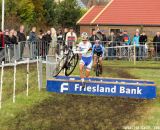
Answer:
[{"left": 81, "top": 32, "right": 88, "bottom": 40}]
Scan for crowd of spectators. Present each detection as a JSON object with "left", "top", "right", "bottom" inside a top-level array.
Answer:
[
  {"left": 89, "top": 28, "right": 160, "bottom": 59},
  {"left": 1, "top": 25, "right": 160, "bottom": 61},
  {"left": 1, "top": 26, "right": 78, "bottom": 60}
]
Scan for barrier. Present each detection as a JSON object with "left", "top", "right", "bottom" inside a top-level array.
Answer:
[
  {"left": 0, "top": 57, "right": 46, "bottom": 109},
  {"left": 2, "top": 41, "right": 160, "bottom": 64},
  {"left": 47, "top": 76, "right": 156, "bottom": 99}
]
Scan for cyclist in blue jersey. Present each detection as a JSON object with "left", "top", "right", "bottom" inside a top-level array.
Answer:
[{"left": 92, "top": 40, "right": 105, "bottom": 74}]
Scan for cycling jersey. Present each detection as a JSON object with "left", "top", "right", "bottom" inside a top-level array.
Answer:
[
  {"left": 78, "top": 41, "right": 92, "bottom": 57},
  {"left": 78, "top": 41, "right": 93, "bottom": 70},
  {"left": 92, "top": 44, "right": 104, "bottom": 57}
]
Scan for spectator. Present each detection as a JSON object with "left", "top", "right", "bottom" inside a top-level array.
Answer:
[
  {"left": 107, "top": 32, "right": 116, "bottom": 59},
  {"left": 123, "top": 30, "right": 131, "bottom": 45},
  {"left": 17, "top": 25, "right": 26, "bottom": 42},
  {"left": 96, "top": 30, "right": 103, "bottom": 41},
  {"left": 132, "top": 31, "right": 140, "bottom": 60},
  {"left": 8, "top": 29, "right": 18, "bottom": 60},
  {"left": 4, "top": 29, "right": 10, "bottom": 45},
  {"left": 115, "top": 32, "right": 123, "bottom": 46},
  {"left": 0, "top": 29, "right": 4, "bottom": 48},
  {"left": 57, "top": 28, "right": 64, "bottom": 55},
  {"left": 63, "top": 27, "right": 68, "bottom": 42},
  {"left": 139, "top": 31, "right": 147, "bottom": 44},
  {"left": 89, "top": 29, "right": 99, "bottom": 46},
  {"left": 66, "top": 27, "right": 77, "bottom": 49},
  {"left": 57, "top": 28, "right": 63, "bottom": 44},
  {"left": 28, "top": 27, "right": 37, "bottom": 59},
  {"left": 38, "top": 29, "right": 46, "bottom": 57},
  {"left": 17, "top": 25, "right": 26, "bottom": 59},
  {"left": 49, "top": 28, "right": 57, "bottom": 55},
  {"left": 45, "top": 30, "right": 52, "bottom": 56},
  {"left": 9, "top": 29, "right": 18, "bottom": 45},
  {"left": 153, "top": 32, "right": 160, "bottom": 57},
  {"left": 139, "top": 31, "right": 148, "bottom": 59},
  {"left": 100, "top": 30, "right": 107, "bottom": 46},
  {"left": 28, "top": 27, "right": 37, "bottom": 42}
]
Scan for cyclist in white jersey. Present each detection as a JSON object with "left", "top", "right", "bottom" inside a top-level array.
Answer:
[{"left": 75, "top": 32, "right": 93, "bottom": 88}]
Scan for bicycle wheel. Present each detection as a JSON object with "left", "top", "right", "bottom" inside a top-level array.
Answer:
[
  {"left": 65, "top": 52, "right": 79, "bottom": 76},
  {"left": 53, "top": 55, "right": 67, "bottom": 77},
  {"left": 96, "top": 63, "right": 100, "bottom": 77}
]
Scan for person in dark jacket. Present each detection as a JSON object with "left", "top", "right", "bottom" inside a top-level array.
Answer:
[
  {"left": 4, "top": 29, "right": 10, "bottom": 45},
  {"left": 38, "top": 29, "right": 46, "bottom": 57},
  {"left": 89, "top": 29, "right": 99, "bottom": 46},
  {"left": 17, "top": 25, "right": 26, "bottom": 59},
  {"left": 57, "top": 29, "right": 64, "bottom": 55},
  {"left": 8, "top": 29, "right": 18, "bottom": 60},
  {"left": 153, "top": 32, "right": 160, "bottom": 57},
  {"left": 99, "top": 30, "right": 107, "bottom": 46},
  {"left": 107, "top": 32, "right": 116, "bottom": 59},
  {"left": 115, "top": 32, "right": 123, "bottom": 46},
  {"left": 139, "top": 31, "right": 147, "bottom": 59},
  {"left": 28, "top": 27, "right": 37, "bottom": 59},
  {"left": 44, "top": 30, "right": 52, "bottom": 56}
]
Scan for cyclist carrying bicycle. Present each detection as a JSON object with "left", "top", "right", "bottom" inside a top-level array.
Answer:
[
  {"left": 92, "top": 40, "right": 105, "bottom": 74},
  {"left": 75, "top": 32, "right": 93, "bottom": 88}
]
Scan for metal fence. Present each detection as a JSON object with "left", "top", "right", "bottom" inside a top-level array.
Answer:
[
  {"left": 103, "top": 42, "right": 160, "bottom": 60},
  {"left": 1, "top": 41, "right": 160, "bottom": 63},
  {"left": 4, "top": 41, "right": 50, "bottom": 63}
]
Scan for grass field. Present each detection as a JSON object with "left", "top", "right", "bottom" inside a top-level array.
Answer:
[{"left": 0, "top": 61, "right": 159, "bottom": 130}]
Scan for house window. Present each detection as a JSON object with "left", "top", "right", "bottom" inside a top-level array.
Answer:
[{"left": 110, "top": 29, "right": 121, "bottom": 35}]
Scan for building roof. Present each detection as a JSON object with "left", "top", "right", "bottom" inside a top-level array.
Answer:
[
  {"left": 77, "top": 5, "right": 104, "bottom": 25},
  {"left": 78, "top": 0, "right": 160, "bottom": 26}
]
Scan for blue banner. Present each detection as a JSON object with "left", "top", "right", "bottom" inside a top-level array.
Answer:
[
  {"left": 55, "top": 76, "right": 155, "bottom": 85},
  {"left": 47, "top": 79, "right": 156, "bottom": 99}
]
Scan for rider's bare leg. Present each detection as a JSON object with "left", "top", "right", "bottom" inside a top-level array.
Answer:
[
  {"left": 85, "top": 69, "right": 91, "bottom": 78},
  {"left": 79, "top": 63, "right": 85, "bottom": 83}
]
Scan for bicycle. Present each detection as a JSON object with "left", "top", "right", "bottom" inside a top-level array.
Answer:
[
  {"left": 95, "top": 55, "right": 102, "bottom": 77},
  {"left": 53, "top": 47, "right": 79, "bottom": 77}
]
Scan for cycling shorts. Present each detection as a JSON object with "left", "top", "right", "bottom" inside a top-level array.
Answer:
[
  {"left": 94, "top": 51, "right": 103, "bottom": 57},
  {"left": 80, "top": 56, "right": 93, "bottom": 70}
]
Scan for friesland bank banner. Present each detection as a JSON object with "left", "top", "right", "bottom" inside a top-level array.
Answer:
[{"left": 47, "top": 77, "right": 156, "bottom": 99}]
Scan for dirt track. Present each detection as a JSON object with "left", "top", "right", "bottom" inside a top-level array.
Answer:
[{"left": 5, "top": 67, "right": 153, "bottom": 130}]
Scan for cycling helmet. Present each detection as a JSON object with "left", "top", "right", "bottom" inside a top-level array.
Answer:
[{"left": 81, "top": 32, "right": 88, "bottom": 40}]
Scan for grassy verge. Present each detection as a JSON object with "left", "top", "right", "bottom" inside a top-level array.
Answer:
[{"left": 0, "top": 61, "right": 159, "bottom": 130}]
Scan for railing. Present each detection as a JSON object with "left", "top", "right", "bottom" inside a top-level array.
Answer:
[
  {"left": 1, "top": 40, "right": 160, "bottom": 63},
  {"left": 4, "top": 41, "right": 50, "bottom": 63}
]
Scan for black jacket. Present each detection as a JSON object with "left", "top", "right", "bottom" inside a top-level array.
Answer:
[
  {"left": 153, "top": 35, "right": 160, "bottom": 51},
  {"left": 44, "top": 34, "right": 52, "bottom": 44},
  {"left": 4, "top": 35, "right": 10, "bottom": 45},
  {"left": 89, "top": 35, "right": 99, "bottom": 46},
  {"left": 115, "top": 35, "right": 123, "bottom": 46},
  {"left": 17, "top": 31, "right": 26, "bottom": 42},
  {"left": 139, "top": 35, "right": 147, "bottom": 44},
  {"left": 10, "top": 36, "right": 18, "bottom": 45}
]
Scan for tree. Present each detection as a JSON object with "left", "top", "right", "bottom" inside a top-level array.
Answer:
[
  {"left": 57, "top": 0, "right": 82, "bottom": 28},
  {"left": 32, "top": 0, "right": 45, "bottom": 24},
  {"left": 17, "top": 0, "right": 35, "bottom": 25},
  {"left": 43, "top": 0, "right": 58, "bottom": 26}
]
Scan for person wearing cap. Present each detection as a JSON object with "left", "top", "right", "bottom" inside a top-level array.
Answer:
[{"left": 76, "top": 32, "right": 93, "bottom": 88}]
